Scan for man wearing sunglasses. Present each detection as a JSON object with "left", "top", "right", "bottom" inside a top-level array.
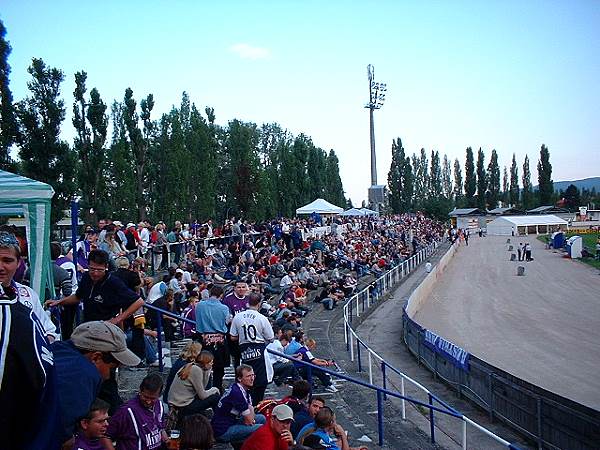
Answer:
[{"left": 241, "top": 404, "right": 295, "bottom": 450}]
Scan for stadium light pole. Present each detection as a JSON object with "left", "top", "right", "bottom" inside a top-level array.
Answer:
[{"left": 365, "top": 64, "right": 386, "bottom": 207}]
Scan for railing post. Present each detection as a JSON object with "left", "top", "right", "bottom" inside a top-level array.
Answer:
[
  {"left": 462, "top": 419, "right": 467, "bottom": 450},
  {"left": 428, "top": 393, "right": 436, "bottom": 444},
  {"left": 381, "top": 361, "right": 387, "bottom": 400},
  {"left": 357, "top": 339, "right": 362, "bottom": 372},
  {"left": 349, "top": 333, "right": 355, "bottom": 362},
  {"left": 356, "top": 295, "right": 360, "bottom": 317},
  {"left": 401, "top": 377, "right": 406, "bottom": 420},
  {"left": 307, "top": 365, "right": 313, "bottom": 385},
  {"left": 156, "top": 310, "right": 164, "bottom": 372},
  {"left": 377, "top": 390, "right": 384, "bottom": 447},
  {"left": 536, "top": 397, "right": 543, "bottom": 450},
  {"left": 166, "top": 243, "right": 171, "bottom": 267},
  {"left": 368, "top": 352, "right": 373, "bottom": 385}
]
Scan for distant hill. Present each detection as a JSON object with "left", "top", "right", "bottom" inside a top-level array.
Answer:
[{"left": 551, "top": 177, "right": 600, "bottom": 193}]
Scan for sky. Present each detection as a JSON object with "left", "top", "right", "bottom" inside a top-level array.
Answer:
[{"left": 2, "top": 1, "right": 599, "bottom": 206}]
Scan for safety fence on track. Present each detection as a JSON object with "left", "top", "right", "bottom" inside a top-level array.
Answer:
[
  {"left": 342, "top": 241, "right": 524, "bottom": 449},
  {"left": 144, "top": 299, "right": 518, "bottom": 449},
  {"left": 344, "top": 241, "right": 600, "bottom": 450}
]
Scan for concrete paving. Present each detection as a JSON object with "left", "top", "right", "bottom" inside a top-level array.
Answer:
[{"left": 412, "top": 235, "right": 600, "bottom": 411}]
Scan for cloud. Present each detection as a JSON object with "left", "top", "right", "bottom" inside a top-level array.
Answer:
[{"left": 229, "top": 43, "right": 271, "bottom": 60}]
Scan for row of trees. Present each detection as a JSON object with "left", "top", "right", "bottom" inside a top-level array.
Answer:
[
  {"left": 0, "top": 21, "right": 347, "bottom": 226},
  {"left": 387, "top": 138, "right": 561, "bottom": 218}
]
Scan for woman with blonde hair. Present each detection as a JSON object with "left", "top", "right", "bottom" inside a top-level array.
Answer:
[
  {"left": 163, "top": 341, "right": 203, "bottom": 403},
  {"left": 168, "top": 350, "right": 221, "bottom": 421}
]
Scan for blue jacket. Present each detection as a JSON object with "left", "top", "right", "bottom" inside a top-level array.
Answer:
[{"left": 195, "top": 297, "right": 230, "bottom": 333}]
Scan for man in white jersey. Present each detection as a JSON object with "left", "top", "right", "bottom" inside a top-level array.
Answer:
[{"left": 230, "top": 293, "right": 274, "bottom": 404}]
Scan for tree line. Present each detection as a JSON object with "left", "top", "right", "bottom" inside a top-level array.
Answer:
[
  {"left": 0, "top": 21, "right": 347, "bottom": 226},
  {"left": 387, "top": 138, "right": 597, "bottom": 220}
]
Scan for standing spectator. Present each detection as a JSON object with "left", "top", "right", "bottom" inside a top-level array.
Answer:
[
  {"left": 47, "top": 250, "right": 144, "bottom": 326},
  {"left": 196, "top": 285, "right": 231, "bottom": 391},
  {"left": 104, "top": 373, "right": 168, "bottom": 450},
  {"left": 230, "top": 293, "right": 275, "bottom": 404},
  {"left": 223, "top": 279, "right": 250, "bottom": 368},
  {"left": 0, "top": 232, "right": 59, "bottom": 450},
  {"left": 211, "top": 364, "right": 267, "bottom": 443}
]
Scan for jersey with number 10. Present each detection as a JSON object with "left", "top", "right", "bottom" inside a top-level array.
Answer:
[{"left": 229, "top": 309, "right": 274, "bottom": 345}]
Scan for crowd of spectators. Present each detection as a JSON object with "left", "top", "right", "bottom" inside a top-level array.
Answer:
[{"left": 0, "top": 211, "right": 444, "bottom": 449}]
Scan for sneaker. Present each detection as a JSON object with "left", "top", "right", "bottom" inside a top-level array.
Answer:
[
  {"left": 149, "top": 360, "right": 160, "bottom": 367},
  {"left": 325, "top": 385, "right": 338, "bottom": 393}
]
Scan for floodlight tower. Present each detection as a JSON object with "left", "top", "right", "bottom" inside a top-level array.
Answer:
[{"left": 365, "top": 64, "right": 386, "bottom": 210}]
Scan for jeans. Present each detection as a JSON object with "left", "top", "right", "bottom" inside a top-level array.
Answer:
[
  {"left": 298, "top": 366, "right": 332, "bottom": 387},
  {"left": 216, "top": 414, "right": 266, "bottom": 442},
  {"left": 321, "top": 298, "right": 334, "bottom": 310}
]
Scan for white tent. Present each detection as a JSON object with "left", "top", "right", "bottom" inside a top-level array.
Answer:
[
  {"left": 0, "top": 170, "right": 54, "bottom": 297},
  {"left": 486, "top": 215, "right": 568, "bottom": 236},
  {"left": 340, "top": 208, "right": 366, "bottom": 216},
  {"left": 296, "top": 198, "right": 343, "bottom": 215},
  {"left": 359, "top": 207, "right": 379, "bottom": 216}
]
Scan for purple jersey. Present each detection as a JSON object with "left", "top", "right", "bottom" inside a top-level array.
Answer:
[
  {"left": 106, "top": 396, "right": 164, "bottom": 450},
  {"left": 222, "top": 293, "right": 248, "bottom": 316},
  {"left": 72, "top": 433, "right": 106, "bottom": 450},
  {"left": 211, "top": 383, "right": 252, "bottom": 437}
]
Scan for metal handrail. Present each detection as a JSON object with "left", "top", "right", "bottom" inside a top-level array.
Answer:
[{"left": 342, "top": 241, "right": 521, "bottom": 449}]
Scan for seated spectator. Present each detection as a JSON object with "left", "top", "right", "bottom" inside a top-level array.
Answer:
[
  {"left": 284, "top": 331, "right": 304, "bottom": 356},
  {"left": 179, "top": 414, "right": 215, "bottom": 450},
  {"left": 241, "top": 404, "right": 295, "bottom": 450},
  {"left": 280, "top": 380, "right": 312, "bottom": 415},
  {"left": 163, "top": 341, "right": 203, "bottom": 403},
  {"left": 298, "top": 407, "right": 368, "bottom": 450},
  {"left": 295, "top": 338, "right": 337, "bottom": 393},
  {"left": 104, "top": 373, "right": 167, "bottom": 449},
  {"left": 53, "top": 321, "right": 141, "bottom": 446},
  {"left": 72, "top": 398, "right": 110, "bottom": 450},
  {"left": 168, "top": 351, "right": 221, "bottom": 423},
  {"left": 267, "top": 332, "right": 301, "bottom": 386},
  {"left": 279, "top": 271, "right": 294, "bottom": 289},
  {"left": 211, "top": 364, "right": 267, "bottom": 443},
  {"left": 292, "top": 397, "right": 325, "bottom": 439}
]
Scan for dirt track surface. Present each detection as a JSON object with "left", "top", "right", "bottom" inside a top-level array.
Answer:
[{"left": 413, "top": 235, "right": 600, "bottom": 411}]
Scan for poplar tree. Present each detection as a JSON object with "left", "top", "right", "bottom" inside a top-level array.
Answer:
[
  {"left": 486, "top": 149, "right": 500, "bottom": 209},
  {"left": 537, "top": 144, "right": 554, "bottom": 205},
  {"left": 429, "top": 150, "right": 442, "bottom": 199},
  {"left": 0, "top": 20, "right": 17, "bottom": 171},
  {"left": 453, "top": 158, "right": 463, "bottom": 206},
  {"left": 15, "top": 58, "right": 77, "bottom": 225},
  {"left": 123, "top": 88, "right": 154, "bottom": 221},
  {"left": 464, "top": 147, "right": 476, "bottom": 207},
  {"left": 476, "top": 148, "right": 487, "bottom": 209},
  {"left": 509, "top": 153, "right": 519, "bottom": 207},
  {"left": 442, "top": 154, "right": 452, "bottom": 199},
  {"left": 73, "top": 71, "right": 108, "bottom": 223},
  {"left": 502, "top": 166, "right": 509, "bottom": 206},
  {"left": 387, "top": 138, "right": 406, "bottom": 213},
  {"left": 522, "top": 155, "right": 534, "bottom": 209}
]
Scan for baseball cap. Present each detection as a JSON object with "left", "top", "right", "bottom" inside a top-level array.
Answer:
[
  {"left": 113, "top": 220, "right": 123, "bottom": 227},
  {"left": 271, "top": 404, "right": 294, "bottom": 421},
  {"left": 71, "top": 321, "right": 141, "bottom": 366},
  {"left": 303, "top": 434, "right": 331, "bottom": 449},
  {"left": 127, "top": 222, "right": 135, "bottom": 228}
]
